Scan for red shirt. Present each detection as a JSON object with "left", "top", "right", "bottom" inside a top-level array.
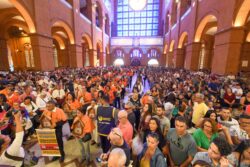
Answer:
[{"left": 224, "top": 93, "right": 236, "bottom": 103}]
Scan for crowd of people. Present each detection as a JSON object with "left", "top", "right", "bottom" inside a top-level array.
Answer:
[{"left": 0, "top": 66, "right": 249, "bottom": 167}]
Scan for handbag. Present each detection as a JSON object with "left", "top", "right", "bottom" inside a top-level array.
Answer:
[
  {"left": 33, "top": 114, "right": 41, "bottom": 124},
  {"left": 82, "top": 133, "right": 91, "bottom": 142},
  {"left": 72, "top": 120, "right": 84, "bottom": 136}
]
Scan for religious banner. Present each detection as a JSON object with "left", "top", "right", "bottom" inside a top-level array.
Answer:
[{"left": 36, "top": 129, "right": 60, "bottom": 156}]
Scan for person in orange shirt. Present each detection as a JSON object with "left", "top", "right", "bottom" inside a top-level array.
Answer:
[
  {"left": 141, "top": 90, "right": 153, "bottom": 105},
  {"left": 71, "top": 104, "right": 94, "bottom": 165},
  {"left": 105, "top": 86, "right": 115, "bottom": 105},
  {"left": 0, "top": 87, "right": 8, "bottom": 97},
  {"left": 78, "top": 86, "right": 92, "bottom": 105},
  {"left": 63, "top": 92, "right": 81, "bottom": 127},
  {"left": 6, "top": 88, "right": 19, "bottom": 107},
  {"left": 42, "top": 100, "right": 67, "bottom": 162}
]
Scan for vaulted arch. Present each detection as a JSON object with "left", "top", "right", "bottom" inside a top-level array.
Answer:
[
  {"left": 82, "top": 33, "right": 93, "bottom": 49},
  {"left": 9, "top": 0, "right": 36, "bottom": 33},
  {"left": 234, "top": 0, "right": 250, "bottom": 27},
  {"left": 178, "top": 32, "right": 188, "bottom": 48},
  {"left": 51, "top": 20, "right": 75, "bottom": 44},
  {"left": 169, "top": 40, "right": 175, "bottom": 52},
  {"left": 194, "top": 15, "right": 217, "bottom": 42},
  {"left": 52, "top": 35, "right": 65, "bottom": 50}
]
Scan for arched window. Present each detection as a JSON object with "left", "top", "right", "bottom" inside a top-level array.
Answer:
[
  {"left": 116, "top": 0, "right": 160, "bottom": 37},
  {"left": 24, "top": 43, "right": 35, "bottom": 68},
  {"left": 147, "top": 48, "right": 159, "bottom": 58},
  {"left": 130, "top": 48, "right": 142, "bottom": 58},
  {"left": 114, "top": 49, "right": 124, "bottom": 58}
]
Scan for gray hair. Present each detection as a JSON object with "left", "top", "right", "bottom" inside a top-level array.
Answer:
[{"left": 108, "top": 148, "right": 126, "bottom": 166}]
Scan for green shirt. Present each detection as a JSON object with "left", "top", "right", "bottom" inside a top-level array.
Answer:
[{"left": 192, "top": 128, "right": 218, "bottom": 150}]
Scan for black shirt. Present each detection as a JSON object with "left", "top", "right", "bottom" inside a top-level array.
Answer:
[{"left": 110, "top": 141, "right": 130, "bottom": 166}]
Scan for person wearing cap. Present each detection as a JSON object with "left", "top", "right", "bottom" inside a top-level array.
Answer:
[
  {"left": 117, "top": 110, "right": 133, "bottom": 147},
  {"left": 0, "top": 111, "right": 25, "bottom": 166},
  {"left": 41, "top": 100, "right": 67, "bottom": 162}
]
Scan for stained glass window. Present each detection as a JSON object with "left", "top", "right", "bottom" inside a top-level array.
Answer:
[{"left": 115, "top": 0, "right": 160, "bottom": 37}]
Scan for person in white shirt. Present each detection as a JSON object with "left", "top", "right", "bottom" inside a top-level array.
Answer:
[
  {"left": 229, "top": 114, "right": 250, "bottom": 145},
  {"left": 36, "top": 90, "right": 51, "bottom": 110},
  {"left": 52, "top": 84, "right": 65, "bottom": 107},
  {"left": 0, "top": 111, "right": 25, "bottom": 166},
  {"left": 232, "top": 83, "right": 243, "bottom": 104},
  {"left": 20, "top": 96, "right": 39, "bottom": 115},
  {"left": 20, "top": 96, "right": 39, "bottom": 140},
  {"left": 217, "top": 108, "right": 239, "bottom": 129}
]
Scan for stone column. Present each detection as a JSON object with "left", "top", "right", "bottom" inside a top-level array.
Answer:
[
  {"left": 185, "top": 42, "right": 201, "bottom": 71},
  {"left": 29, "top": 33, "right": 54, "bottom": 71},
  {"left": 160, "top": 53, "right": 167, "bottom": 66},
  {"left": 240, "top": 42, "right": 250, "bottom": 72},
  {"left": 68, "top": 44, "right": 82, "bottom": 68},
  {"left": 212, "top": 27, "right": 245, "bottom": 75},
  {"left": 58, "top": 49, "right": 68, "bottom": 67},
  {"left": 167, "top": 51, "right": 174, "bottom": 67},
  {"left": 174, "top": 48, "right": 185, "bottom": 68},
  {"left": 88, "top": 49, "right": 95, "bottom": 66},
  {"left": 0, "top": 39, "right": 10, "bottom": 71},
  {"left": 99, "top": 51, "right": 104, "bottom": 66}
]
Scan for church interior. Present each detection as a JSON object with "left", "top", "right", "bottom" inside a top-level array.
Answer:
[
  {"left": 1, "top": 0, "right": 250, "bottom": 167},
  {"left": 0, "top": 0, "right": 250, "bottom": 74}
]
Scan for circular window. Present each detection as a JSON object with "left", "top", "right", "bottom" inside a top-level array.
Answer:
[{"left": 129, "top": 0, "right": 147, "bottom": 11}]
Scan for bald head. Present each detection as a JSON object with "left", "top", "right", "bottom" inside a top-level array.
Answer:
[
  {"left": 118, "top": 110, "right": 127, "bottom": 118},
  {"left": 118, "top": 110, "right": 128, "bottom": 124},
  {"left": 108, "top": 128, "right": 123, "bottom": 145}
]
